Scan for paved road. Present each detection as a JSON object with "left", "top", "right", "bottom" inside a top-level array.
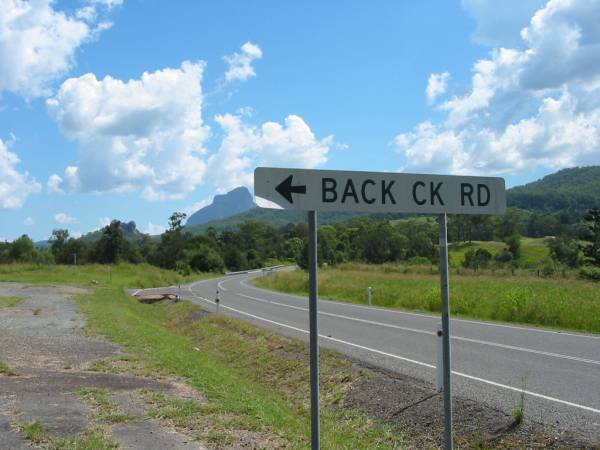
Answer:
[{"left": 144, "top": 270, "right": 600, "bottom": 440}]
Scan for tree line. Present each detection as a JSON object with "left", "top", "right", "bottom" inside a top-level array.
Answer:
[{"left": 1, "top": 208, "right": 599, "bottom": 276}]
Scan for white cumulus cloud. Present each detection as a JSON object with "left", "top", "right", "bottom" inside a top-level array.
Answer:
[
  {"left": 145, "top": 222, "right": 166, "bottom": 235},
  {"left": 0, "top": 136, "right": 41, "bottom": 208},
  {"left": 461, "top": 0, "right": 547, "bottom": 47},
  {"left": 46, "top": 54, "right": 333, "bottom": 201},
  {"left": 395, "top": 0, "right": 600, "bottom": 176},
  {"left": 23, "top": 216, "right": 34, "bottom": 225},
  {"left": 47, "top": 61, "right": 210, "bottom": 200},
  {"left": 426, "top": 72, "right": 450, "bottom": 104},
  {"left": 54, "top": 212, "right": 76, "bottom": 224},
  {"left": 0, "top": 0, "right": 120, "bottom": 99},
  {"left": 207, "top": 113, "right": 333, "bottom": 191},
  {"left": 223, "top": 42, "right": 263, "bottom": 83}
]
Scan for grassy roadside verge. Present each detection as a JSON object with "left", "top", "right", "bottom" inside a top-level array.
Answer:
[
  {"left": 255, "top": 265, "right": 600, "bottom": 333},
  {"left": 0, "top": 264, "right": 404, "bottom": 448}
]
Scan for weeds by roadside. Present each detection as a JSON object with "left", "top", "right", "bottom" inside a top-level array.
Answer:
[
  {"left": 139, "top": 390, "right": 244, "bottom": 446},
  {"left": 79, "top": 388, "right": 134, "bottom": 424},
  {"left": 513, "top": 382, "right": 527, "bottom": 426},
  {"left": 13, "top": 389, "right": 125, "bottom": 449},
  {"left": 0, "top": 296, "right": 26, "bottom": 308},
  {"left": 0, "top": 361, "right": 16, "bottom": 376},
  {"left": 14, "top": 420, "right": 45, "bottom": 443},
  {"left": 513, "top": 404, "right": 525, "bottom": 425},
  {"left": 14, "top": 419, "right": 117, "bottom": 450},
  {"left": 48, "top": 430, "right": 118, "bottom": 450}
]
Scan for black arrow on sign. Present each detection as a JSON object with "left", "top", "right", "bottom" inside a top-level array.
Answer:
[{"left": 275, "top": 175, "right": 307, "bottom": 204}]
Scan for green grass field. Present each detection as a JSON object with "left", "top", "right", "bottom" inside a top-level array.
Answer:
[
  {"left": 0, "top": 263, "right": 192, "bottom": 288},
  {"left": 0, "top": 264, "right": 403, "bottom": 449},
  {"left": 448, "top": 238, "right": 550, "bottom": 268},
  {"left": 255, "top": 264, "right": 600, "bottom": 333}
]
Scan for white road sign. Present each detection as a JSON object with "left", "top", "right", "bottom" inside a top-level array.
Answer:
[{"left": 254, "top": 167, "right": 506, "bottom": 215}]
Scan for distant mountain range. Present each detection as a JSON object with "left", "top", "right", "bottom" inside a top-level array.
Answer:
[
  {"left": 35, "top": 220, "right": 144, "bottom": 249},
  {"left": 33, "top": 166, "right": 600, "bottom": 247},
  {"left": 79, "top": 220, "right": 145, "bottom": 243},
  {"left": 186, "top": 166, "right": 600, "bottom": 232}
]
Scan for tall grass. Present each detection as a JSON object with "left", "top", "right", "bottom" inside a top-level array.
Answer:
[{"left": 255, "top": 266, "right": 600, "bottom": 333}]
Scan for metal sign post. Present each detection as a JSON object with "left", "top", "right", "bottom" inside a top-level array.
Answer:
[
  {"left": 439, "top": 214, "right": 453, "bottom": 449},
  {"left": 436, "top": 322, "right": 444, "bottom": 393},
  {"left": 254, "top": 167, "right": 506, "bottom": 450},
  {"left": 307, "top": 210, "right": 320, "bottom": 449}
]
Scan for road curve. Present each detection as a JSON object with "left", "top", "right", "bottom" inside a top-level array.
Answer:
[{"left": 143, "top": 270, "right": 600, "bottom": 440}]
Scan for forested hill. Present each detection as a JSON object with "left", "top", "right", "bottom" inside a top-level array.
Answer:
[
  {"left": 185, "top": 209, "right": 402, "bottom": 233},
  {"left": 507, "top": 166, "right": 600, "bottom": 216},
  {"left": 186, "top": 166, "right": 600, "bottom": 233}
]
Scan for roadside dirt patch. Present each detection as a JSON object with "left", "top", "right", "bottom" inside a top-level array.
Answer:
[
  {"left": 0, "top": 282, "right": 208, "bottom": 449},
  {"left": 0, "top": 283, "right": 117, "bottom": 371},
  {"left": 343, "top": 365, "right": 598, "bottom": 449},
  {"left": 56, "top": 285, "right": 91, "bottom": 296}
]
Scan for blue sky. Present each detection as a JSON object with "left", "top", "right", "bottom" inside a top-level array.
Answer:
[{"left": 1, "top": 0, "right": 599, "bottom": 241}]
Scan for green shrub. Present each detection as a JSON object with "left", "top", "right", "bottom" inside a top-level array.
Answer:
[
  {"left": 578, "top": 266, "right": 600, "bottom": 281},
  {"left": 187, "top": 245, "right": 225, "bottom": 272},
  {"left": 175, "top": 261, "right": 191, "bottom": 276},
  {"left": 463, "top": 248, "right": 492, "bottom": 269},
  {"left": 504, "top": 234, "right": 522, "bottom": 259},
  {"left": 407, "top": 256, "right": 430, "bottom": 266},
  {"left": 546, "top": 236, "right": 583, "bottom": 268},
  {"left": 495, "top": 249, "right": 513, "bottom": 264},
  {"left": 539, "top": 257, "right": 557, "bottom": 278}
]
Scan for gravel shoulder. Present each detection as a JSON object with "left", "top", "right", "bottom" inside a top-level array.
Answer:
[
  {"left": 344, "top": 363, "right": 599, "bottom": 449},
  {"left": 0, "top": 282, "right": 206, "bottom": 449}
]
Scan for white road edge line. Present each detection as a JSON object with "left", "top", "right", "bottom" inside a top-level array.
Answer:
[
  {"left": 137, "top": 277, "right": 600, "bottom": 365},
  {"left": 187, "top": 282, "right": 600, "bottom": 415},
  {"left": 239, "top": 276, "right": 600, "bottom": 340},
  {"left": 235, "top": 292, "right": 600, "bottom": 366}
]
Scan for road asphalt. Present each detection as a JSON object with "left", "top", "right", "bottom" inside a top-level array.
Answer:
[{"left": 141, "top": 269, "right": 600, "bottom": 441}]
